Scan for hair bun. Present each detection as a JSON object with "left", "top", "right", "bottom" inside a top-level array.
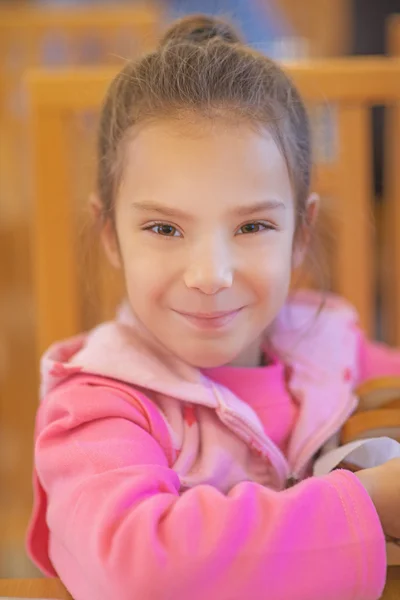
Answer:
[{"left": 160, "top": 14, "right": 242, "bottom": 47}]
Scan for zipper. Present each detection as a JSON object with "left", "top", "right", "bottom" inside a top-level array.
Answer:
[
  {"left": 211, "top": 382, "right": 358, "bottom": 491},
  {"left": 219, "top": 398, "right": 355, "bottom": 491},
  {"left": 258, "top": 435, "right": 290, "bottom": 489},
  {"left": 215, "top": 402, "right": 290, "bottom": 489},
  {"left": 286, "top": 394, "right": 358, "bottom": 487},
  {"left": 211, "top": 383, "right": 290, "bottom": 488}
]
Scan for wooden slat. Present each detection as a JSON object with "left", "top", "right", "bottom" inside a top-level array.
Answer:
[
  {"left": 388, "top": 14, "right": 400, "bottom": 55},
  {"left": 25, "top": 68, "right": 115, "bottom": 110},
  {"left": 286, "top": 58, "right": 400, "bottom": 102},
  {"left": 0, "top": 578, "right": 72, "bottom": 599},
  {"left": 30, "top": 108, "right": 80, "bottom": 356},
  {"left": 384, "top": 567, "right": 400, "bottom": 600},
  {"left": 0, "top": 569, "right": 399, "bottom": 599},
  {"left": 335, "top": 105, "right": 374, "bottom": 333},
  {"left": 0, "top": 4, "right": 161, "bottom": 30},
  {"left": 25, "top": 57, "right": 400, "bottom": 112},
  {"left": 383, "top": 104, "right": 400, "bottom": 345},
  {"left": 385, "top": 16, "right": 400, "bottom": 345}
]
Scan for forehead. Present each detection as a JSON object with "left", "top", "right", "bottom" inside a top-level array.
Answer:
[{"left": 119, "top": 119, "right": 293, "bottom": 211}]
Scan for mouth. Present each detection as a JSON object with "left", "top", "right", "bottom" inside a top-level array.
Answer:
[{"left": 172, "top": 308, "right": 244, "bottom": 331}]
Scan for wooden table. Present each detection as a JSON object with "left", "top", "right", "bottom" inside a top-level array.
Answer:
[
  {"left": 383, "top": 567, "right": 400, "bottom": 600},
  {"left": 0, "top": 570, "right": 399, "bottom": 598},
  {"left": 0, "top": 578, "right": 72, "bottom": 598}
]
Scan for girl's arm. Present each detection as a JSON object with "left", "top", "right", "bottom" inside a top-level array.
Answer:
[{"left": 31, "top": 379, "right": 386, "bottom": 600}]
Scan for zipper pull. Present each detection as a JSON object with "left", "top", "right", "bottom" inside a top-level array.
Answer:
[{"left": 285, "top": 475, "right": 300, "bottom": 489}]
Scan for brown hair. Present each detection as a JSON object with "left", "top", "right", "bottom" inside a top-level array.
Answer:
[{"left": 97, "top": 14, "right": 312, "bottom": 236}]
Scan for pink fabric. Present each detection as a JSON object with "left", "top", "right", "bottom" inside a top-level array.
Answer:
[
  {"left": 358, "top": 331, "right": 400, "bottom": 380},
  {"left": 27, "top": 292, "right": 391, "bottom": 600},
  {"left": 204, "top": 362, "right": 298, "bottom": 452}
]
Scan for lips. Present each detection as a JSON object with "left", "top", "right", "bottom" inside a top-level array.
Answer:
[{"left": 173, "top": 308, "right": 243, "bottom": 331}]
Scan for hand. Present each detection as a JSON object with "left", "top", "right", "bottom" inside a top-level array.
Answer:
[{"left": 355, "top": 458, "right": 400, "bottom": 540}]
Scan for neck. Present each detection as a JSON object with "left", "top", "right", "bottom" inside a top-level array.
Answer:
[{"left": 227, "top": 336, "right": 265, "bottom": 368}]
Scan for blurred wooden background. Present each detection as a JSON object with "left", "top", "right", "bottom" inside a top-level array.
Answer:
[
  {"left": 28, "top": 57, "right": 400, "bottom": 355},
  {"left": 1, "top": 0, "right": 400, "bottom": 587},
  {"left": 0, "top": 1, "right": 161, "bottom": 577},
  {"left": 1, "top": 572, "right": 399, "bottom": 600}
]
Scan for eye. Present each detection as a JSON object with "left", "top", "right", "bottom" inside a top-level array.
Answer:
[
  {"left": 145, "top": 223, "right": 182, "bottom": 238},
  {"left": 236, "top": 221, "right": 274, "bottom": 235}
]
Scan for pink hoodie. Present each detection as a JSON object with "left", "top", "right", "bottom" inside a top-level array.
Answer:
[{"left": 28, "top": 291, "right": 398, "bottom": 600}]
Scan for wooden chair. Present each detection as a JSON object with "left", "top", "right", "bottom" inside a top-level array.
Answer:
[
  {"left": 274, "top": 0, "right": 352, "bottom": 57},
  {"left": 0, "top": 571, "right": 399, "bottom": 599},
  {"left": 0, "top": 2, "right": 161, "bottom": 224},
  {"left": 384, "top": 15, "right": 400, "bottom": 345},
  {"left": 0, "top": 578, "right": 72, "bottom": 599},
  {"left": 25, "top": 57, "right": 400, "bottom": 357},
  {"left": 388, "top": 14, "right": 400, "bottom": 55},
  {"left": 287, "top": 57, "right": 397, "bottom": 338},
  {"left": 0, "top": 3, "right": 161, "bottom": 578}
]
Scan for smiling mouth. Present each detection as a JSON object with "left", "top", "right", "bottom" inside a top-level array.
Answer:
[{"left": 172, "top": 308, "right": 244, "bottom": 330}]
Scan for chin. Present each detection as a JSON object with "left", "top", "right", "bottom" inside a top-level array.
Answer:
[{"left": 178, "top": 348, "right": 239, "bottom": 370}]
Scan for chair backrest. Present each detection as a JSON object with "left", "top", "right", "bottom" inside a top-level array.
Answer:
[
  {"left": 388, "top": 14, "right": 400, "bottom": 55},
  {"left": 281, "top": 58, "right": 400, "bottom": 342},
  {"left": 384, "top": 16, "right": 400, "bottom": 345},
  {"left": 0, "top": 2, "right": 161, "bottom": 225},
  {"left": 27, "top": 57, "right": 400, "bottom": 357},
  {"left": 0, "top": 5, "right": 161, "bottom": 574},
  {"left": 276, "top": 0, "right": 351, "bottom": 57}
]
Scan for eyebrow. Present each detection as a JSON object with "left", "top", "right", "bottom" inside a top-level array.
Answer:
[
  {"left": 130, "top": 199, "right": 286, "bottom": 220},
  {"left": 131, "top": 201, "right": 193, "bottom": 220},
  {"left": 234, "top": 200, "right": 286, "bottom": 217}
]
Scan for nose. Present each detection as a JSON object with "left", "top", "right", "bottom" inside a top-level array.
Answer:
[{"left": 184, "top": 236, "right": 234, "bottom": 295}]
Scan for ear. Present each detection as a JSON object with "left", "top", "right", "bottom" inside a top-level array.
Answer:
[
  {"left": 292, "top": 193, "right": 320, "bottom": 269},
  {"left": 89, "top": 193, "right": 122, "bottom": 270}
]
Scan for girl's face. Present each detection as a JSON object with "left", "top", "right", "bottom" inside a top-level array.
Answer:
[{"left": 104, "top": 120, "right": 300, "bottom": 368}]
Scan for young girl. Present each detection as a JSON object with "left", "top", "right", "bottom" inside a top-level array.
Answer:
[{"left": 28, "top": 15, "right": 400, "bottom": 600}]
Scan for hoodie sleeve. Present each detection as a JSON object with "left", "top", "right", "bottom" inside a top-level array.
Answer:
[
  {"left": 30, "top": 378, "right": 386, "bottom": 600},
  {"left": 357, "top": 329, "right": 400, "bottom": 383}
]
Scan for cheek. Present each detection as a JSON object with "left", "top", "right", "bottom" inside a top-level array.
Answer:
[
  {"left": 246, "top": 235, "right": 293, "bottom": 290},
  {"left": 249, "top": 261, "right": 291, "bottom": 304},
  {"left": 118, "top": 236, "right": 178, "bottom": 306},
  {"left": 124, "top": 257, "right": 165, "bottom": 302}
]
